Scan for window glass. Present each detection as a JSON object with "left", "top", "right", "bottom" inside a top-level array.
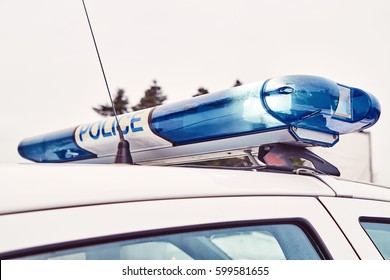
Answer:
[
  {"left": 19, "top": 223, "right": 322, "bottom": 260},
  {"left": 361, "top": 221, "right": 390, "bottom": 260},
  {"left": 210, "top": 231, "right": 285, "bottom": 259},
  {"left": 120, "top": 242, "right": 192, "bottom": 260},
  {"left": 48, "top": 252, "right": 86, "bottom": 260}
]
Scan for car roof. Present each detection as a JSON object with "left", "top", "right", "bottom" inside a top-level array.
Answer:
[
  {"left": 319, "top": 176, "right": 390, "bottom": 203},
  {"left": 1, "top": 163, "right": 389, "bottom": 215}
]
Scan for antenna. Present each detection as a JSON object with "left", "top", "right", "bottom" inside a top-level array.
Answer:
[{"left": 81, "top": 0, "right": 133, "bottom": 164}]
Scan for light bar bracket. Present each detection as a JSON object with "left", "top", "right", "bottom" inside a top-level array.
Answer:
[{"left": 258, "top": 143, "right": 340, "bottom": 176}]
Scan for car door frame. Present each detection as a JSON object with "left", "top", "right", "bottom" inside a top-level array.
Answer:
[
  {"left": 0, "top": 196, "right": 358, "bottom": 259},
  {"left": 319, "top": 197, "right": 390, "bottom": 259}
]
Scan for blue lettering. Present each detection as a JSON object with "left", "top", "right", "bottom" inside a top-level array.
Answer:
[
  {"left": 79, "top": 124, "right": 90, "bottom": 142},
  {"left": 78, "top": 114, "right": 142, "bottom": 142},
  {"left": 111, "top": 119, "right": 117, "bottom": 136},
  {"left": 131, "top": 113, "right": 144, "bottom": 132},
  {"left": 119, "top": 116, "right": 130, "bottom": 135},
  {"left": 89, "top": 122, "right": 101, "bottom": 140},
  {"left": 102, "top": 119, "right": 113, "bottom": 138}
]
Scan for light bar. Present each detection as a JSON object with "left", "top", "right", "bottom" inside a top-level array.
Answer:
[{"left": 18, "top": 75, "right": 381, "bottom": 164}]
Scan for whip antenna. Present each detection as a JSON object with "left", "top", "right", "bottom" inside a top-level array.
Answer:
[{"left": 81, "top": 0, "right": 133, "bottom": 164}]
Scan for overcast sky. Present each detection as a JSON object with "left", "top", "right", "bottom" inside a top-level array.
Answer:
[{"left": 1, "top": 0, "right": 390, "bottom": 185}]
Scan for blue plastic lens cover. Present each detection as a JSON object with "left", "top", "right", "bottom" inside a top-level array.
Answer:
[
  {"left": 262, "top": 75, "right": 381, "bottom": 134},
  {"left": 151, "top": 82, "right": 285, "bottom": 144},
  {"left": 262, "top": 75, "right": 339, "bottom": 122},
  {"left": 18, "top": 127, "right": 96, "bottom": 163}
]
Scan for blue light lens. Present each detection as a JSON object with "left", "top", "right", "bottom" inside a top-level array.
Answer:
[
  {"left": 262, "top": 75, "right": 339, "bottom": 121},
  {"left": 261, "top": 75, "right": 381, "bottom": 134},
  {"left": 151, "top": 82, "right": 285, "bottom": 145},
  {"left": 18, "top": 127, "right": 96, "bottom": 162}
]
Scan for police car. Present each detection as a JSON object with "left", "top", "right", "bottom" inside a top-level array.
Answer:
[{"left": 1, "top": 75, "right": 389, "bottom": 260}]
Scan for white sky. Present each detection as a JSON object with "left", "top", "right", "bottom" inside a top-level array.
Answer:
[{"left": 1, "top": 0, "right": 390, "bottom": 185}]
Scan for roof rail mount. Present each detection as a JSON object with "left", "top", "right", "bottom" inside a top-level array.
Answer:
[{"left": 258, "top": 143, "right": 341, "bottom": 176}]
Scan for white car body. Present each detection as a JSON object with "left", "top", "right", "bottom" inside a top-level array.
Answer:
[{"left": 1, "top": 164, "right": 389, "bottom": 260}]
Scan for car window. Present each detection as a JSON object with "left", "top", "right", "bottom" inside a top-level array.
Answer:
[
  {"left": 360, "top": 220, "right": 390, "bottom": 260},
  {"left": 19, "top": 223, "right": 323, "bottom": 260}
]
